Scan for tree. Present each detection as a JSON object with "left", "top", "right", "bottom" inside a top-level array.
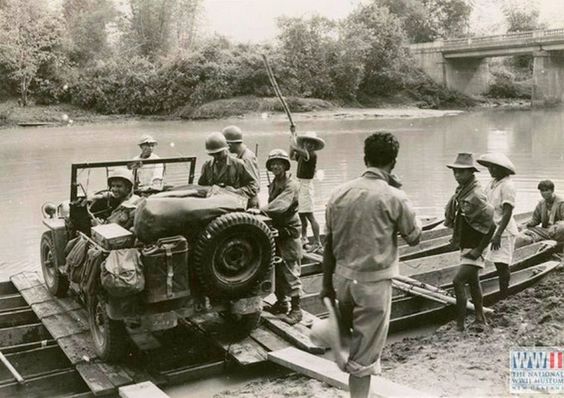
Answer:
[
  {"left": 345, "top": 2, "right": 409, "bottom": 96},
  {"left": 121, "top": 0, "right": 202, "bottom": 59},
  {"left": 377, "top": 0, "right": 472, "bottom": 43},
  {"left": 276, "top": 16, "right": 338, "bottom": 99},
  {"left": 62, "top": 0, "right": 116, "bottom": 65},
  {"left": 0, "top": 0, "right": 65, "bottom": 105},
  {"left": 502, "top": 2, "right": 543, "bottom": 33}
]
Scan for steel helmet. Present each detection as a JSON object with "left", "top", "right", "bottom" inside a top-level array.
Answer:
[
  {"left": 266, "top": 149, "right": 290, "bottom": 171},
  {"left": 138, "top": 134, "right": 157, "bottom": 146},
  {"left": 107, "top": 168, "right": 134, "bottom": 188},
  {"left": 222, "top": 125, "right": 243, "bottom": 143},
  {"left": 205, "top": 132, "right": 229, "bottom": 154}
]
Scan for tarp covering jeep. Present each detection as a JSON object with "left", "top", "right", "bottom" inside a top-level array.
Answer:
[{"left": 134, "top": 191, "right": 247, "bottom": 242}]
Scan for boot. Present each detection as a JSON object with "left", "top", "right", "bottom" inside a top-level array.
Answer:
[
  {"left": 281, "top": 297, "right": 303, "bottom": 325},
  {"left": 264, "top": 299, "right": 289, "bottom": 315}
]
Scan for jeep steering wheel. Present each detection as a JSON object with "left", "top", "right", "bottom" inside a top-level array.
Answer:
[{"left": 87, "top": 190, "right": 112, "bottom": 222}]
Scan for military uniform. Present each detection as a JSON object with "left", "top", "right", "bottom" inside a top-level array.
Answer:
[
  {"left": 198, "top": 155, "right": 258, "bottom": 201},
  {"left": 262, "top": 175, "right": 302, "bottom": 299}
]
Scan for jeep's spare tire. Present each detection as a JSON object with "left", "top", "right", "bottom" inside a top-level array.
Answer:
[{"left": 193, "top": 212, "right": 274, "bottom": 298}]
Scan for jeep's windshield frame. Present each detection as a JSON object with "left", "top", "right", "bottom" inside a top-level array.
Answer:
[{"left": 70, "top": 157, "right": 197, "bottom": 201}]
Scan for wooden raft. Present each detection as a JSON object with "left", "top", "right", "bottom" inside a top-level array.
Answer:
[
  {"left": 10, "top": 272, "right": 136, "bottom": 396},
  {"left": 9, "top": 271, "right": 327, "bottom": 395}
]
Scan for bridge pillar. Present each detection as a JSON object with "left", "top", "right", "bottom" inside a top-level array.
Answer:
[
  {"left": 444, "top": 58, "right": 489, "bottom": 96},
  {"left": 532, "top": 50, "right": 564, "bottom": 106}
]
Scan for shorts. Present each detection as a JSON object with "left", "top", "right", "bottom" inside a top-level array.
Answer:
[
  {"left": 485, "top": 235, "right": 515, "bottom": 264},
  {"left": 459, "top": 248, "right": 485, "bottom": 269},
  {"left": 334, "top": 274, "right": 391, "bottom": 377},
  {"left": 298, "top": 178, "right": 314, "bottom": 213}
]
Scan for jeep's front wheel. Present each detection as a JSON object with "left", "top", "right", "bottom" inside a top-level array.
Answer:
[
  {"left": 193, "top": 212, "right": 274, "bottom": 299},
  {"left": 88, "top": 295, "right": 128, "bottom": 362},
  {"left": 40, "top": 232, "right": 69, "bottom": 297}
]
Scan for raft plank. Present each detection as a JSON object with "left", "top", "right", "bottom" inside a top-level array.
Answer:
[
  {"left": 58, "top": 332, "right": 99, "bottom": 365},
  {"left": 250, "top": 326, "right": 291, "bottom": 352},
  {"left": 32, "top": 297, "right": 82, "bottom": 318},
  {"left": 0, "top": 308, "right": 38, "bottom": 328},
  {"left": 0, "top": 368, "right": 89, "bottom": 397},
  {"left": 1, "top": 339, "right": 56, "bottom": 355},
  {"left": 119, "top": 381, "right": 169, "bottom": 398},
  {"left": 262, "top": 313, "right": 324, "bottom": 354},
  {"left": 188, "top": 314, "right": 268, "bottom": 365},
  {"left": 10, "top": 272, "right": 44, "bottom": 291},
  {"left": 18, "top": 285, "right": 52, "bottom": 305},
  {"left": 42, "top": 310, "right": 89, "bottom": 339},
  {"left": 0, "top": 323, "right": 51, "bottom": 348},
  {"left": 77, "top": 362, "right": 133, "bottom": 396},
  {"left": 268, "top": 347, "right": 436, "bottom": 398},
  {"left": 162, "top": 361, "right": 225, "bottom": 385},
  {"left": 0, "top": 345, "right": 70, "bottom": 383},
  {"left": 0, "top": 295, "right": 28, "bottom": 312}
]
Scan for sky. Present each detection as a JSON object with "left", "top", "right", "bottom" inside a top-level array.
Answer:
[{"left": 201, "top": 0, "right": 564, "bottom": 43}]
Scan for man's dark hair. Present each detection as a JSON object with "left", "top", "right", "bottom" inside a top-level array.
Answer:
[
  {"left": 538, "top": 180, "right": 555, "bottom": 191},
  {"left": 364, "top": 132, "right": 400, "bottom": 167}
]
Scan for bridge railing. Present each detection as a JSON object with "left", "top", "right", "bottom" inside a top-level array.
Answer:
[
  {"left": 408, "top": 28, "right": 564, "bottom": 52},
  {"left": 440, "top": 28, "right": 564, "bottom": 50}
]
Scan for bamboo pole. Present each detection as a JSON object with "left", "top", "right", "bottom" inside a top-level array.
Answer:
[
  {"left": 392, "top": 279, "right": 494, "bottom": 314},
  {"left": 0, "top": 351, "right": 24, "bottom": 384}
]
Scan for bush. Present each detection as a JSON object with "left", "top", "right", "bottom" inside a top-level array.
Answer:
[{"left": 486, "top": 69, "right": 531, "bottom": 99}]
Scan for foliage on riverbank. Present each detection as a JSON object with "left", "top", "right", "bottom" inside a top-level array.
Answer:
[{"left": 0, "top": 0, "right": 476, "bottom": 120}]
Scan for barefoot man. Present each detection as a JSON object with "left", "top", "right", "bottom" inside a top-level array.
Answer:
[{"left": 444, "top": 153, "right": 495, "bottom": 331}]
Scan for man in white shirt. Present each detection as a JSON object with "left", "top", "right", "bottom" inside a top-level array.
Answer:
[{"left": 133, "top": 134, "right": 164, "bottom": 191}]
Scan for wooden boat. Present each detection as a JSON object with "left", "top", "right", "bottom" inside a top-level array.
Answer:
[
  {"left": 397, "top": 210, "right": 533, "bottom": 260},
  {"left": 299, "top": 240, "right": 559, "bottom": 331},
  {"left": 388, "top": 260, "right": 560, "bottom": 332},
  {"left": 302, "top": 211, "right": 534, "bottom": 273}
]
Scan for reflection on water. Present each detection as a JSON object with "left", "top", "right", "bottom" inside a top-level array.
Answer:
[{"left": 1, "top": 108, "right": 564, "bottom": 278}]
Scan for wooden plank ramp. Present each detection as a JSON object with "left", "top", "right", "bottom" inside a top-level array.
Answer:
[
  {"left": 261, "top": 312, "right": 325, "bottom": 354},
  {"left": 10, "top": 271, "right": 135, "bottom": 396},
  {"left": 269, "top": 347, "right": 436, "bottom": 398}
]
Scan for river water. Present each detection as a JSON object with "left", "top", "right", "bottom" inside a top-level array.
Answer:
[{"left": 1, "top": 107, "right": 564, "bottom": 279}]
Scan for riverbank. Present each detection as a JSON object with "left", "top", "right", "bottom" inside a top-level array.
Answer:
[
  {"left": 0, "top": 95, "right": 534, "bottom": 129},
  {"left": 213, "top": 263, "right": 563, "bottom": 398}
]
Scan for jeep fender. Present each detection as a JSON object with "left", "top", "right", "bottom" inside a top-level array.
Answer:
[{"left": 42, "top": 218, "right": 68, "bottom": 271}]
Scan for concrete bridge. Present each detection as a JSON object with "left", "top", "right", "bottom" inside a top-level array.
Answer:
[{"left": 408, "top": 28, "right": 564, "bottom": 106}]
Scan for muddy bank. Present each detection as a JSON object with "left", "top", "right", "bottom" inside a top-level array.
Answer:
[{"left": 213, "top": 264, "right": 562, "bottom": 398}]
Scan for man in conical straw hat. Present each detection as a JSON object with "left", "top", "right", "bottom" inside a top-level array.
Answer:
[
  {"left": 320, "top": 132, "right": 421, "bottom": 398},
  {"left": 289, "top": 131, "right": 325, "bottom": 253},
  {"left": 477, "top": 152, "right": 518, "bottom": 300},
  {"left": 444, "top": 153, "right": 495, "bottom": 331}
]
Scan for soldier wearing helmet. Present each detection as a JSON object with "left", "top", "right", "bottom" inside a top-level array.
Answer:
[
  {"left": 222, "top": 126, "right": 260, "bottom": 208},
  {"left": 198, "top": 132, "right": 258, "bottom": 204},
  {"left": 132, "top": 134, "right": 164, "bottom": 191},
  {"left": 256, "top": 149, "right": 303, "bottom": 324},
  {"left": 89, "top": 168, "right": 141, "bottom": 229}
]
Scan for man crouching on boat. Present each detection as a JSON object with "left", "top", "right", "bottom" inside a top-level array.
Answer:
[
  {"left": 444, "top": 153, "right": 495, "bottom": 331},
  {"left": 320, "top": 132, "right": 421, "bottom": 398}
]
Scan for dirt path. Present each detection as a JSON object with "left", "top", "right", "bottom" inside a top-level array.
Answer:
[{"left": 214, "top": 265, "right": 563, "bottom": 398}]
